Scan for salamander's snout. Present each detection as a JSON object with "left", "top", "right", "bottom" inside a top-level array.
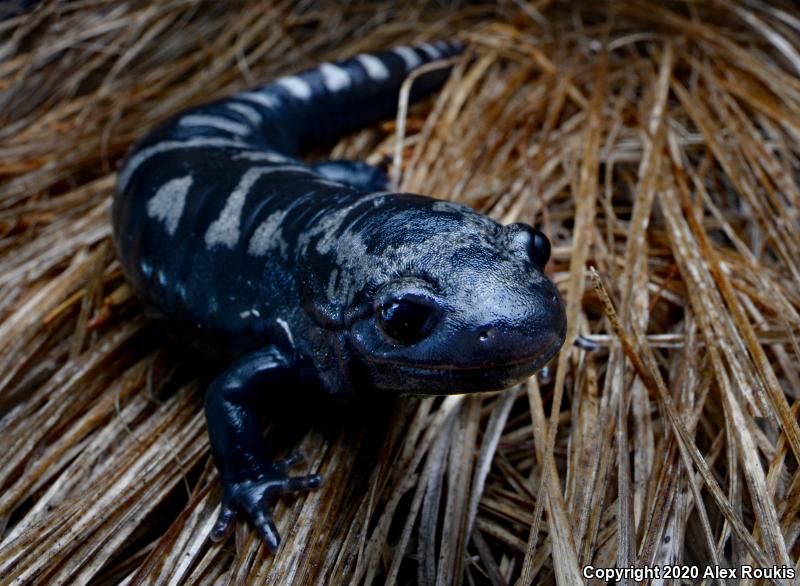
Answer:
[
  {"left": 453, "top": 276, "right": 566, "bottom": 371},
  {"left": 475, "top": 294, "right": 565, "bottom": 352}
]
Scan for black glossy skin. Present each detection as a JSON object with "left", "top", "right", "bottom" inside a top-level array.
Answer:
[{"left": 112, "top": 41, "right": 566, "bottom": 551}]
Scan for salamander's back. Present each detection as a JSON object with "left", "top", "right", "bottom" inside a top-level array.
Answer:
[{"left": 111, "top": 41, "right": 465, "bottom": 356}]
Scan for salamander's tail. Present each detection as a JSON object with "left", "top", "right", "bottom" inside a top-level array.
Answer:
[{"left": 158, "top": 40, "right": 466, "bottom": 157}]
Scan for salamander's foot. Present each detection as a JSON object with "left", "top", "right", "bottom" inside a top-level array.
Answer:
[{"left": 209, "top": 452, "right": 323, "bottom": 551}]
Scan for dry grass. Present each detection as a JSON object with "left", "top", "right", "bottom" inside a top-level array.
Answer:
[{"left": 1, "top": 1, "right": 800, "bottom": 584}]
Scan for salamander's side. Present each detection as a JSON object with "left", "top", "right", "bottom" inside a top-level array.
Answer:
[{"left": 111, "top": 41, "right": 463, "bottom": 356}]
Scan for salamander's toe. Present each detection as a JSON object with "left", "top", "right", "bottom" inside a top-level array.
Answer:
[
  {"left": 274, "top": 451, "right": 305, "bottom": 472},
  {"left": 251, "top": 508, "right": 281, "bottom": 553},
  {"left": 210, "top": 502, "right": 237, "bottom": 542},
  {"left": 210, "top": 460, "right": 323, "bottom": 551},
  {"left": 284, "top": 473, "right": 323, "bottom": 492}
]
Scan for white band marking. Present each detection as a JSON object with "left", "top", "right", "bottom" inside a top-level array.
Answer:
[
  {"left": 356, "top": 54, "right": 390, "bottom": 80},
  {"left": 419, "top": 43, "right": 441, "bottom": 59},
  {"left": 248, "top": 209, "right": 289, "bottom": 256},
  {"left": 319, "top": 63, "right": 351, "bottom": 92},
  {"left": 146, "top": 175, "right": 194, "bottom": 235},
  {"left": 393, "top": 46, "right": 421, "bottom": 69},
  {"left": 233, "top": 150, "right": 292, "bottom": 164},
  {"left": 225, "top": 102, "right": 263, "bottom": 126},
  {"left": 205, "top": 166, "right": 311, "bottom": 249},
  {"left": 118, "top": 137, "right": 245, "bottom": 193},
  {"left": 239, "top": 91, "right": 280, "bottom": 109},
  {"left": 179, "top": 114, "right": 250, "bottom": 136},
  {"left": 277, "top": 76, "right": 312, "bottom": 100}
]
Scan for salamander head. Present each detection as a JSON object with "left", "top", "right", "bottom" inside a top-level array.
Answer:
[{"left": 325, "top": 197, "right": 567, "bottom": 394}]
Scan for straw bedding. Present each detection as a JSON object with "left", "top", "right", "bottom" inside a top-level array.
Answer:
[{"left": 1, "top": 1, "right": 800, "bottom": 584}]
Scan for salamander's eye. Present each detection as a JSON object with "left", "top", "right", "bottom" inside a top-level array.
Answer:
[
  {"left": 505, "top": 223, "right": 551, "bottom": 268},
  {"left": 531, "top": 230, "right": 551, "bottom": 268},
  {"left": 377, "top": 297, "right": 436, "bottom": 345}
]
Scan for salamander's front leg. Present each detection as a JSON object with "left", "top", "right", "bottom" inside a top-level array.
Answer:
[
  {"left": 204, "top": 347, "right": 322, "bottom": 551},
  {"left": 311, "top": 159, "right": 389, "bottom": 191}
]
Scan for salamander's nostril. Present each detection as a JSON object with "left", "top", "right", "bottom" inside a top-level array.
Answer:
[{"left": 478, "top": 328, "right": 495, "bottom": 342}]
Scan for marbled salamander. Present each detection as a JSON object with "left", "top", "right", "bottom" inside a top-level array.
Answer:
[{"left": 112, "top": 40, "right": 567, "bottom": 551}]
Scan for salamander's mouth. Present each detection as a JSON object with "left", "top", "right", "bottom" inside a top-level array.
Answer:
[
  {"left": 392, "top": 362, "right": 537, "bottom": 391},
  {"left": 361, "top": 332, "right": 565, "bottom": 395},
  {"left": 366, "top": 353, "right": 537, "bottom": 371}
]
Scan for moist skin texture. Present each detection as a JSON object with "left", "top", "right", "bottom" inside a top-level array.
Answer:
[{"left": 112, "top": 40, "right": 566, "bottom": 552}]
